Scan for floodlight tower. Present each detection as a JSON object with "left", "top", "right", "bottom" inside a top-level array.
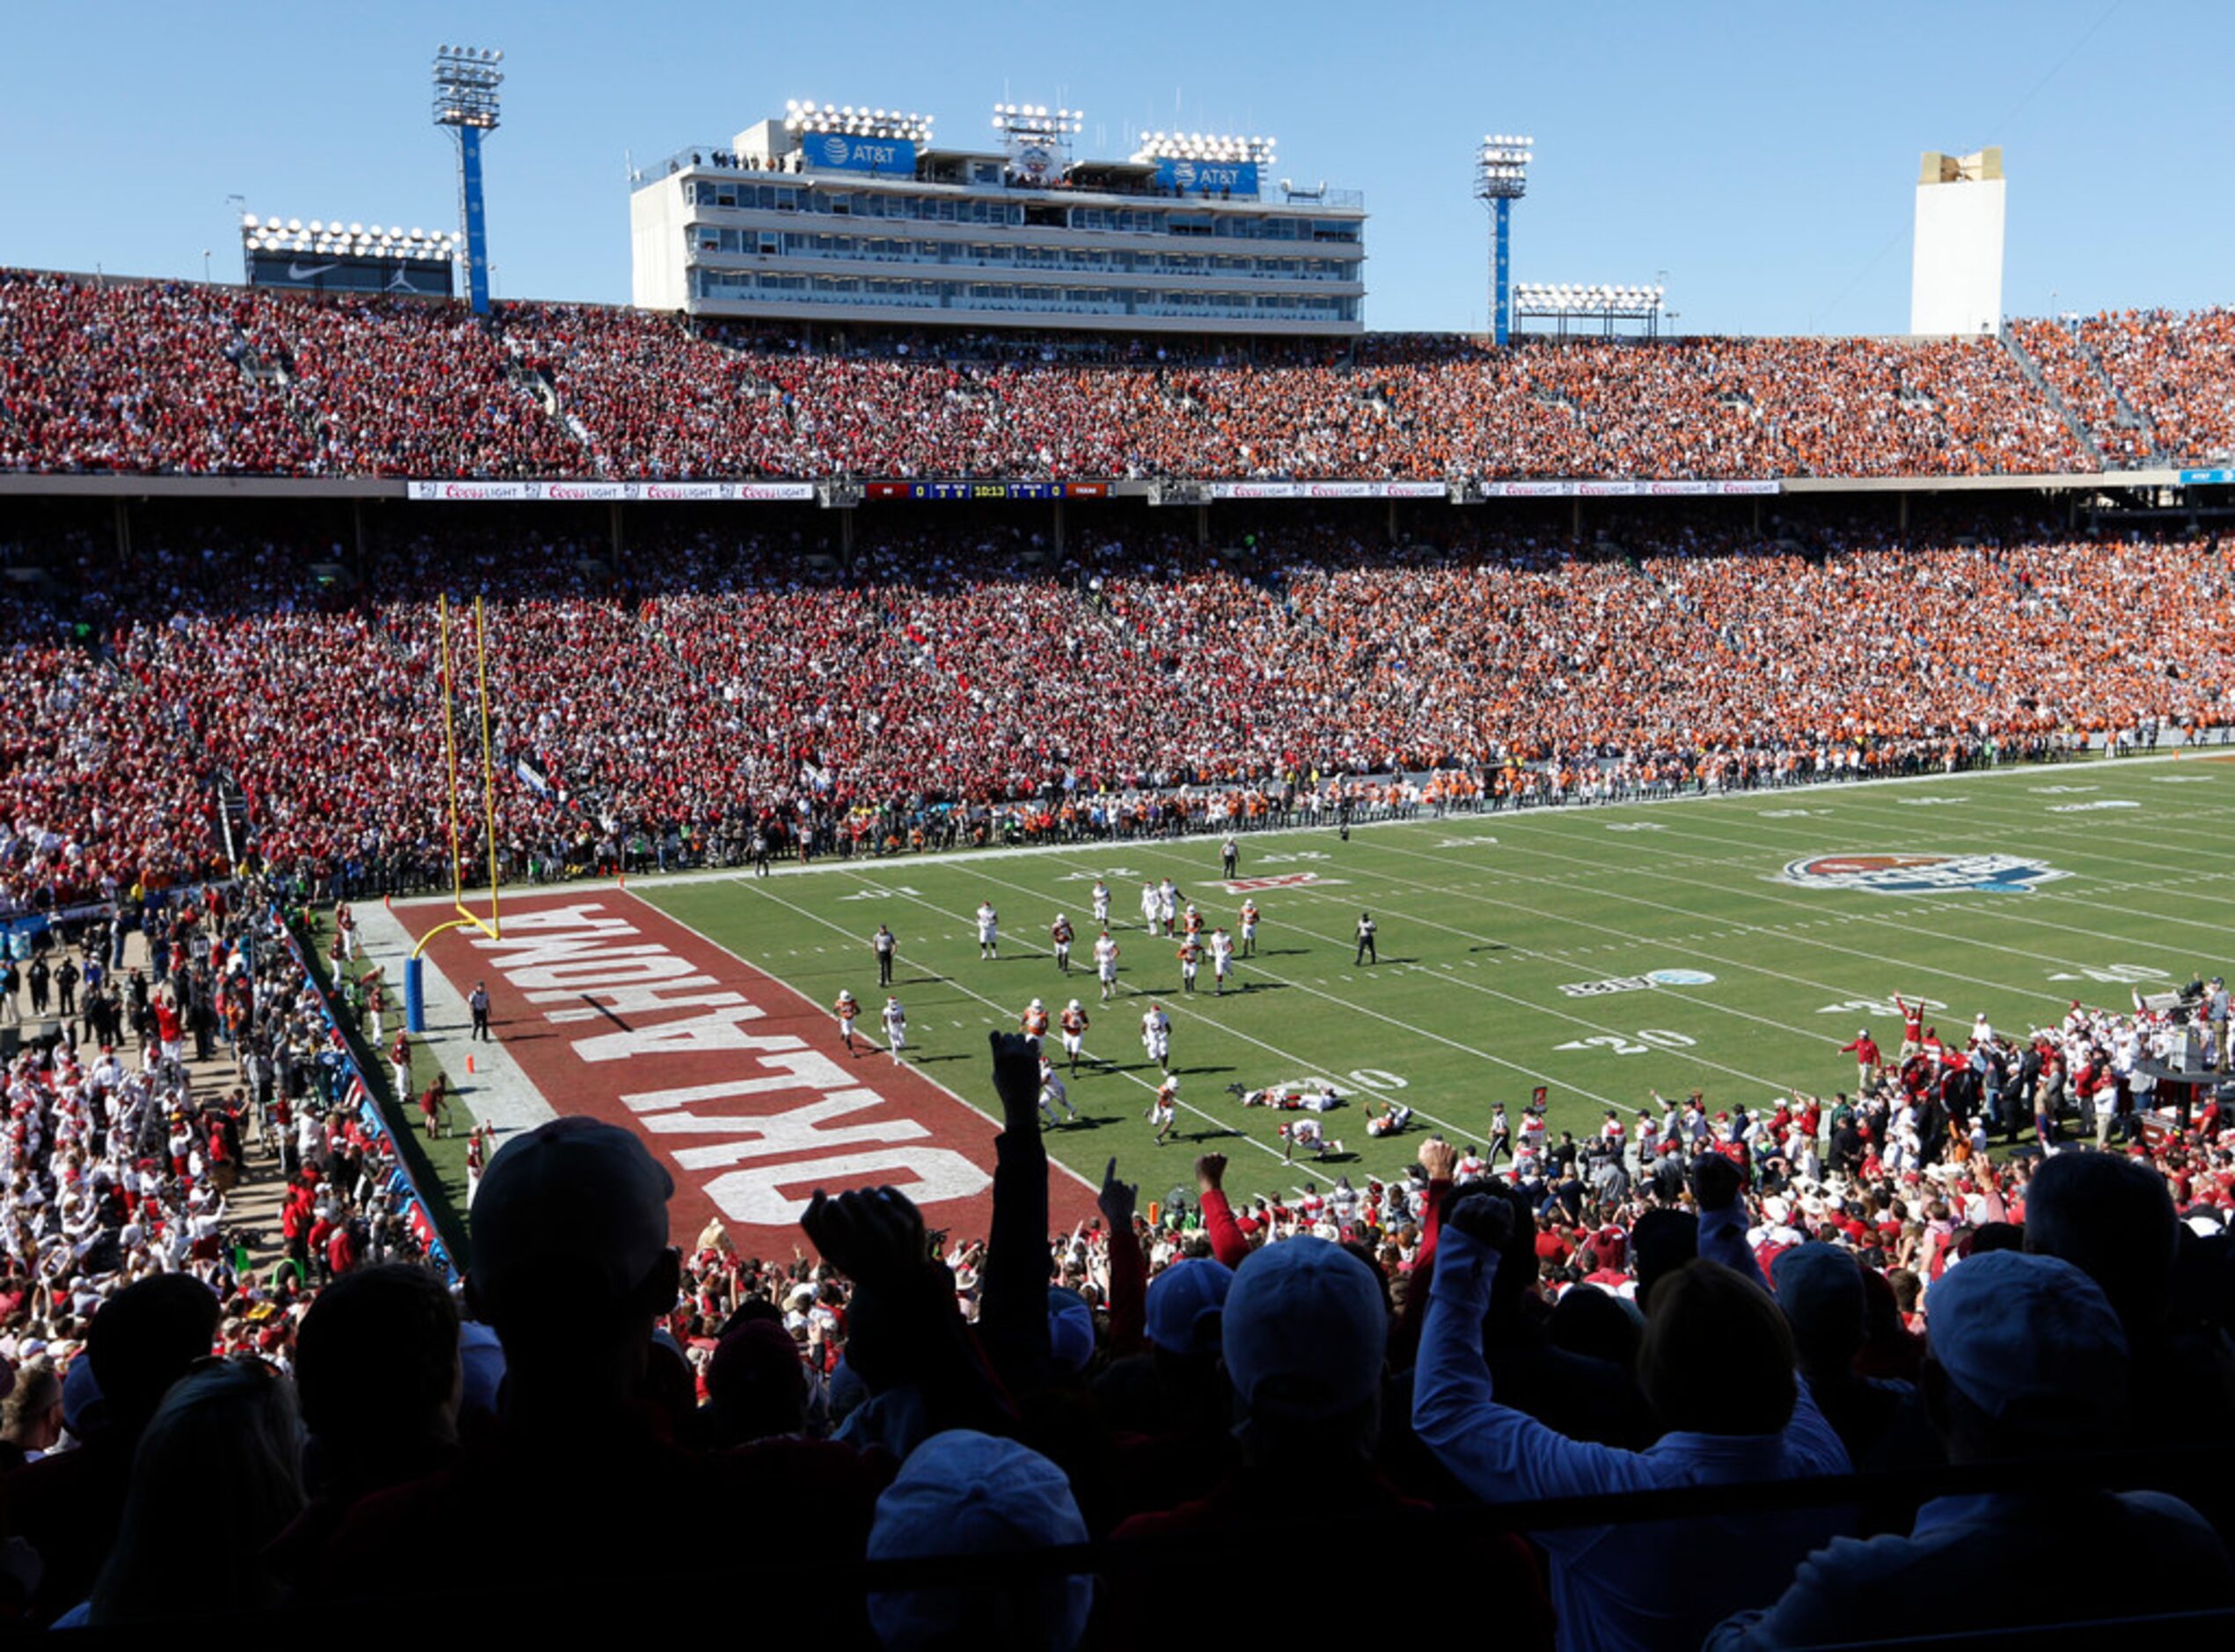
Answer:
[
  {"left": 432, "top": 44, "right": 503, "bottom": 313},
  {"left": 1476, "top": 135, "right": 1534, "bottom": 347}
]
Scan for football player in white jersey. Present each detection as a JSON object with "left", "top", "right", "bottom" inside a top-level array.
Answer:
[
  {"left": 1040, "top": 1065, "right": 1079, "bottom": 1128},
  {"left": 1094, "top": 931, "right": 1121, "bottom": 1002},
  {"left": 1091, "top": 880, "right": 1111, "bottom": 926},
  {"left": 881, "top": 997, "right": 907, "bottom": 1062},
  {"left": 1208, "top": 927, "right": 1235, "bottom": 995},
  {"left": 1140, "top": 1002, "right": 1172, "bottom": 1074},
  {"left": 1148, "top": 1075, "right": 1180, "bottom": 1145},
  {"left": 975, "top": 902, "right": 1000, "bottom": 960}
]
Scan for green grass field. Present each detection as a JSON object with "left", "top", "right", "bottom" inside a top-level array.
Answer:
[{"left": 628, "top": 755, "right": 2235, "bottom": 1201}]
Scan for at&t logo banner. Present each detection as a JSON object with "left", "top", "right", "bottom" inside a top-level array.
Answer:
[{"left": 805, "top": 135, "right": 918, "bottom": 175}]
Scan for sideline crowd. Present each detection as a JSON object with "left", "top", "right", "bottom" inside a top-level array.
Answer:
[
  {"left": 3, "top": 512, "right": 2228, "bottom": 914},
  {"left": 0, "top": 970, "right": 2223, "bottom": 1639}
]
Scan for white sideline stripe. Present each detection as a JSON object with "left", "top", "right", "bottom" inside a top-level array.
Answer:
[
  {"left": 351, "top": 903, "right": 557, "bottom": 1139},
  {"left": 900, "top": 858, "right": 1625, "bottom": 1116},
  {"left": 1601, "top": 792, "right": 2235, "bottom": 944},
  {"left": 1113, "top": 842, "right": 1808, "bottom": 1094},
  {"left": 1528, "top": 798, "right": 2235, "bottom": 961},
  {"left": 379, "top": 749, "right": 2227, "bottom": 910}
]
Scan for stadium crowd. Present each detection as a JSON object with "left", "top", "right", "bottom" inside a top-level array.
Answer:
[
  {"left": 3, "top": 508, "right": 2230, "bottom": 910},
  {"left": 0, "top": 969, "right": 2225, "bottom": 1637},
  {"left": 0, "top": 881, "right": 446, "bottom": 1615},
  {"left": 9, "top": 269, "right": 2235, "bottom": 479}
]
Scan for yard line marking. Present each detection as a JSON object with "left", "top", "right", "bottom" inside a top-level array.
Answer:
[
  {"left": 729, "top": 881, "right": 1289, "bottom": 1162},
  {"left": 888, "top": 860, "right": 1628, "bottom": 1116}
]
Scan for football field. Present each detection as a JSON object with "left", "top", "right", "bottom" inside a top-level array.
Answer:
[{"left": 627, "top": 756, "right": 2235, "bottom": 1202}]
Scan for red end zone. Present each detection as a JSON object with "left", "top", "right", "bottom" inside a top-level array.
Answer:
[{"left": 407, "top": 890, "right": 1092, "bottom": 1250}]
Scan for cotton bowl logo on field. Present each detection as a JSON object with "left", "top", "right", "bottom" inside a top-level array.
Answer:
[{"left": 1779, "top": 853, "right": 2067, "bottom": 895}]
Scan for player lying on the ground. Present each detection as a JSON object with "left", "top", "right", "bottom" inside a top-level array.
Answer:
[
  {"left": 1228, "top": 1081, "right": 1345, "bottom": 1111},
  {"left": 1279, "top": 1117, "right": 1345, "bottom": 1161},
  {"left": 1365, "top": 1101, "right": 1414, "bottom": 1137}
]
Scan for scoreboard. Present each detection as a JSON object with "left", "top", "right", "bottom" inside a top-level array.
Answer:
[{"left": 246, "top": 250, "right": 455, "bottom": 297}]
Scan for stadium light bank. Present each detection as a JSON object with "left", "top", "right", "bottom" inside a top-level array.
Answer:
[
  {"left": 1475, "top": 134, "right": 1533, "bottom": 347},
  {"left": 431, "top": 43, "right": 503, "bottom": 315},
  {"left": 1513, "top": 281, "right": 1668, "bottom": 340}
]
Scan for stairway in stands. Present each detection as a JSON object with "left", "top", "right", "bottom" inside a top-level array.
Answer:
[{"left": 1999, "top": 330, "right": 2105, "bottom": 467}]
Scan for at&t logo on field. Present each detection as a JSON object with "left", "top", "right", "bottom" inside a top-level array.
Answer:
[
  {"left": 1778, "top": 853, "right": 2068, "bottom": 895},
  {"left": 1557, "top": 968, "right": 1718, "bottom": 998}
]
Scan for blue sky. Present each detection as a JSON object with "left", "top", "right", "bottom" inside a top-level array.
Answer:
[{"left": 2, "top": 0, "right": 2224, "bottom": 334}]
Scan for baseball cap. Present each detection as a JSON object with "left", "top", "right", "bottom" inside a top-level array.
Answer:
[
  {"left": 1046, "top": 1288, "right": 1096, "bottom": 1377},
  {"left": 470, "top": 1117, "right": 674, "bottom": 1304},
  {"left": 1221, "top": 1236, "right": 1385, "bottom": 1419},
  {"left": 1927, "top": 1250, "right": 2129, "bottom": 1430},
  {"left": 1772, "top": 1243, "right": 1865, "bottom": 1356},
  {"left": 868, "top": 1429, "right": 1092, "bottom": 1652},
  {"left": 1144, "top": 1258, "right": 1233, "bottom": 1356}
]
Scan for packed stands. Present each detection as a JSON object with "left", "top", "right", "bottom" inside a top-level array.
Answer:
[
  {"left": 11, "top": 268, "right": 2235, "bottom": 479},
  {"left": 4, "top": 265, "right": 2235, "bottom": 1637},
  {"left": 2078, "top": 307, "right": 2235, "bottom": 465},
  {"left": 2, "top": 505, "right": 2228, "bottom": 910},
  {"left": 2006, "top": 317, "right": 2161, "bottom": 466},
  {"left": 3, "top": 940, "right": 2227, "bottom": 1631}
]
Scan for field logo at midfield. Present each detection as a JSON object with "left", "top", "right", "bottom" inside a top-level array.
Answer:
[
  {"left": 1218, "top": 872, "right": 1343, "bottom": 893},
  {"left": 1779, "top": 853, "right": 2067, "bottom": 895},
  {"left": 1558, "top": 967, "right": 1718, "bottom": 998}
]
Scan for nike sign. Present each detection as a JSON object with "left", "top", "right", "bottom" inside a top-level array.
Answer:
[{"left": 287, "top": 261, "right": 341, "bottom": 280}]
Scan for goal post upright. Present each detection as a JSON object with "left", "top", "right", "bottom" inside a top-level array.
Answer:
[{"left": 407, "top": 593, "right": 503, "bottom": 1031}]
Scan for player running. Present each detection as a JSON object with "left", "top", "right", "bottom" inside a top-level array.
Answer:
[
  {"left": 1238, "top": 898, "right": 1259, "bottom": 958},
  {"left": 1059, "top": 998, "right": 1090, "bottom": 1074},
  {"left": 1022, "top": 998, "right": 1052, "bottom": 1042},
  {"left": 1140, "top": 1002, "right": 1172, "bottom": 1074},
  {"left": 1051, "top": 914, "right": 1074, "bottom": 974},
  {"left": 976, "top": 901, "right": 1000, "bottom": 960},
  {"left": 1094, "top": 930, "right": 1121, "bottom": 1003},
  {"left": 1139, "top": 881, "right": 1161, "bottom": 933},
  {"left": 1148, "top": 1075, "right": 1181, "bottom": 1146},
  {"left": 1091, "top": 880, "right": 1111, "bottom": 926},
  {"left": 1156, "top": 878, "right": 1180, "bottom": 937},
  {"left": 1039, "top": 1058, "right": 1081, "bottom": 1128},
  {"left": 1209, "top": 927, "right": 1235, "bottom": 995},
  {"left": 881, "top": 997, "right": 908, "bottom": 1063},
  {"left": 833, "top": 989, "right": 862, "bottom": 1055}
]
